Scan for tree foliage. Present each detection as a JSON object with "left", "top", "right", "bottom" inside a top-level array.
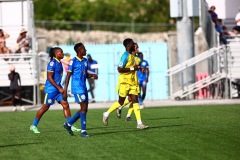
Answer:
[
  {"left": 34, "top": 0, "right": 172, "bottom": 32},
  {"left": 34, "top": 0, "right": 170, "bottom": 23}
]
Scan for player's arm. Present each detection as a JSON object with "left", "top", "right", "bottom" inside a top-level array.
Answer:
[
  {"left": 117, "top": 65, "right": 138, "bottom": 73},
  {"left": 117, "top": 52, "right": 138, "bottom": 73},
  {"left": 47, "top": 71, "right": 63, "bottom": 93},
  {"left": 18, "top": 73, "right": 22, "bottom": 89},
  {"left": 87, "top": 67, "right": 98, "bottom": 79},
  {"left": 8, "top": 73, "right": 14, "bottom": 81},
  {"left": 63, "top": 60, "right": 74, "bottom": 100},
  {"left": 63, "top": 71, "right": 72, "bottom": 100},
  {"left": 146, "top": 68, "right": 150, "bottom": 83}
]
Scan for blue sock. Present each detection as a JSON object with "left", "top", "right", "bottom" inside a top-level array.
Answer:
[
  {"left": 68, "top": 112, "right": 80, "bottom": 125},
  {"left": 80, "top": 112, "right": 86, "bottom": 131},
  {"left": 138, "top": 97, "right": 143, "bottom": 105},
  {"left": 66, "top": 116, "right": 72, "bottom": 123},
  {"left": 32, "top": 118, "right": 39, "bottom": 126}
]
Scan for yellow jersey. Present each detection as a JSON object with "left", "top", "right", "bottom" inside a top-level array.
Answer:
[
  {"left": 134, "top": 56, "right": 141, "bottom": 85},
  {"left": 118, "top": 51, "right": 135, "bottom": 85}
]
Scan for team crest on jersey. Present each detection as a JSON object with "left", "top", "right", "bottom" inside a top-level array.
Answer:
[
  {"left": 50, "top": 62, "right": 54, "bottom": 66},
  {"left": 81, "top": 94, "right": 86, "bottom": 100},
  {"left": 48, "top": 99, "right": 52, "bottom": 103},
  {"left": 69, "top": 60, "right": 73, "bottom": 65},
  {"left": 84, "top": 62, "right": 87, "bottom": 67}
]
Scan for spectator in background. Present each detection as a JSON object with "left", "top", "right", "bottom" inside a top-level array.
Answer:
[
  {"left": 209, "top": 6, "right": 218, "bottom": 23},
  {"left": 61, "top": 53, "right": 71, "bottom": 87},
  {"left": 233, "top": 6, "right": 240, "bottom": 33},
  {"left": 0, "top": 29, "right": 10, "bottom": 54},
  {"left": 8, "top": 65, "right": 25, "bottom": 111},
  {"left": 15, "top": 28, "right": 30, "bottom": 53},
  {"left": 87, "top": 54, "right": 98, "bottom": 103},
  {"left": 215, "top": 19, "right": 227, "bottom": 45}
]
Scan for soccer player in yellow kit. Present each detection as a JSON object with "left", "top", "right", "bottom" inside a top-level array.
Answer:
[
  {"left": 116, "top": 43, "right": 141, "bottom": 121},
  {"left": 102, "top": 39, "right": 148, "bottom": 129}
]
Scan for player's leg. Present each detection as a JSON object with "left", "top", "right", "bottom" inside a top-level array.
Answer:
[
  {"left": 79, "top": 101, "right": 89, "bottom": 137},
  {"left": 103, "top": 96, "right": 125, "bottom": 126},
  {"left": 117, "top": 96, "right": 131, "bottom": 118},
  {"left": 140, "top": 82, "right": 147, "bottom": 109},
  {"left": 87, "top": 78, "right": 95, "bottom": 102},
  {"left": 125, "top": 103, "right": 133, "bottom": 121},
  {"left": 63, "top": 93, "right": 88, "bottom": 137},
  {"left": 30, "top": 93, "right": 55, "bottom": 133},
  {"left": 17, "top": 89, "right": 25, "bottom": 111},
  {"left": 138, "top": 82, "right": 143, "bottom": 106},
  {"left": 129, "top": 86, "right": 148, "bottom": 129},
  {"left": 103, "top": 84, "right": 129, "bottom": 125},
  {"left": 11, "top": 90, "right": 17, "bottom": 111},
  {"left": 30, "top": 104, "right": 49, "bottom": 133},
  {"left": 58, "top": 95, "right": 80, "bottom": 133}
]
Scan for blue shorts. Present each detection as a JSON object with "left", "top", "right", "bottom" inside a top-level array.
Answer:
[
  {"left": 74, "top": 93, "right": 88, "bottom": 104},
  {"left": 138, "top": 79, "right": 147, "bottom": 87},
  {"left": 43, "top": 92, "right": 63, "bottom": 106}
]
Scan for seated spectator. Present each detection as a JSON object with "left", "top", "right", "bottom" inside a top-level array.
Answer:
[
  {"left": 222, "top": 26, "right": 230, "bottom": 38},
  {"left": 233, "top": 6, "right": 240, "bottom": 34},
  {"left": 209, "top": 6, "right": 218, "bottom": 23},
  {"left": 0, "top": 29, "right": 11, "bottom": 54},
  {"left": 215, "top": 19, "right": 227, "bottom": 45},
  {"left": 15, "top": 28, "right": 30, "bottom": 53}
]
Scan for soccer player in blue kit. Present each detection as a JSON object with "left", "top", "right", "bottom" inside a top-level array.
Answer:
[
  {"left": 63, "top": 42, "right": 98, "bottom": 137},
  {"left": 30, "top": 47, "right": 80, "bottom": 133},
  {"left": 137, "top": 52, "right": 149, "bottom": 109}
]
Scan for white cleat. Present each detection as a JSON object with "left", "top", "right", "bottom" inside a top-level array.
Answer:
[
  {"left": 103, "top": 112, "right": 108, "bottom": 126},
  {"left": 137, "top": 124, "right": 149, "bottom": 130}
]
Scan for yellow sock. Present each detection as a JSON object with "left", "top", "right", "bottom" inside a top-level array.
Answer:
[
  {"left": 107, "top": 101, "right": 121, "bottom": 114},
  {"left": 127, "top": 103, "right": 134, "bottom": 116},
  {"left": 133, "top": 103, "right": 141, "bottom": 121}
]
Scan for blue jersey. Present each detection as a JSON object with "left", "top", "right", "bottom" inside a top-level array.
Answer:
[
  {"left": 137, "top": 60, "right": 149, "bottom": 81},
  {"left": 68, "top": 56, "right": 88, "bottom": 94},
  {"left": 88, "top": 59, "right": 98, "bottom": 74},
  {"left": 44, "top": 58, "right": 63, "bottom": 93}
]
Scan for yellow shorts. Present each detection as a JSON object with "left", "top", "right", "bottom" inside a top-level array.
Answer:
[{"left": 116, "top": 83, "right": 139, "bottom": 97}]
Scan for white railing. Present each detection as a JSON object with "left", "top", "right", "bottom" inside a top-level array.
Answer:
[{"left": 166, "top": 45, "right": 228, "bottom": 100}]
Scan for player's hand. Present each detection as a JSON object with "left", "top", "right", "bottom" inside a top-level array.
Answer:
[
  {"left": 63, "top": 91, "right": 67, "bottom": 101},
  {"left": 92, "top": 74, "right": 98, "bottom": 80},
  {"left": 58, "top": 88, "right": 64, "bottom": 94},
  {"left": 133, "top": 65, "right": 139, "bottom": 71}
]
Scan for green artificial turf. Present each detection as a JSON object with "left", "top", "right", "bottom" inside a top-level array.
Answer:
[{"left": 0, "top": 105, "right": 239, "bottom": 160}]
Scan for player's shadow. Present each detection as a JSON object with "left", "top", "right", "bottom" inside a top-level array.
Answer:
[
  {"left": 0, "top": 142, "right": 41, "bottom": 148},
  {"left": 91, "top": 124, "right": 189, "bottom": 136},
  {"left": 88, "top": 126, "right": 120, "bottom": 130},
  {"left": 144, "top": 117, "right": 183, "bottom": 121}
]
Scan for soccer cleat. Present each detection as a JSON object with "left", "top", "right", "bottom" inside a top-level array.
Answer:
[
  {"left": 125, "top": 116, "right": 132, "bottom": 121},
  {"left": 71, "top": 125, "right": 81, "bottom": 132},
  {"left": 116, "top": 108, "right": 122, "bottom": 119},
  {"left": 137, "top": 124, "right": 149, "bottom": 130},
  {"left": 30, "top": 125, "right": 40, "bottom": 133},
  {"left": 102, "top": 112, "right": 108, "bottom": 126},
  {"left": 63, "top": 122, "right": 74, "bottom": 135},
  {"left": 20, "top": 106, "right": 26, "bottom": 111},
  {"left": 12, "top": 107, "right": 17, "bottom": 112},
  {"left": 80, "top": 131, "right": 90, "bottom": 137}
]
